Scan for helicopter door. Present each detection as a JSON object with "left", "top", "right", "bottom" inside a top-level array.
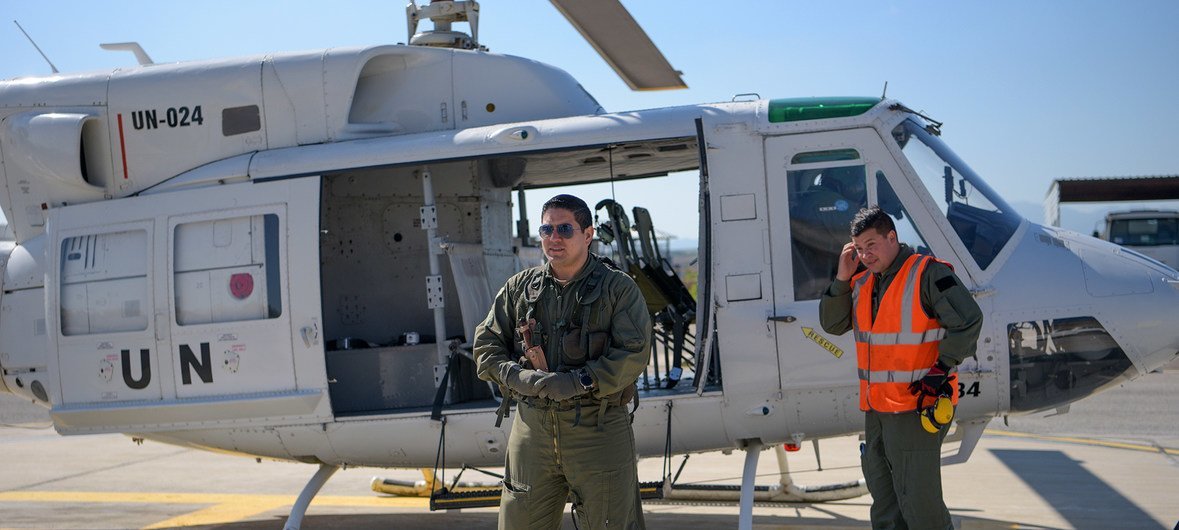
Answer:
[
  {"left": 48, "top": 177, "right": 330, "bottom": 434},
  {"left": 765, "top": 129, "right": 921, "bottom": 430}
]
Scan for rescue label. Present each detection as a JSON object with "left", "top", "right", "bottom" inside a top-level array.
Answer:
[{"left": 801, "top": 326, "right": 844, "bottom": 358}]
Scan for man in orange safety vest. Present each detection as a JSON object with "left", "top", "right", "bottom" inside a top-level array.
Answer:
[{"left": 820, "top": 206, "right": 983, "bottom": 530}]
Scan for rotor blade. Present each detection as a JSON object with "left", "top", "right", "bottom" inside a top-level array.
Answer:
[{"left": 549, "top": 0, "right": 686, "bottom": 91}]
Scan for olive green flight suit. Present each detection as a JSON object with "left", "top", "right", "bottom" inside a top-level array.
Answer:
[
  {"left": 820, "top": 245, "right": 983, "bottom": 530},
  {"left": 475, "top": 254, "right": 652, "bottom": 530}
]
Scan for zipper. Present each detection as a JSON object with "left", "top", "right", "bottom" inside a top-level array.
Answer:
[{"left": 551, "top": 408, "right": 561, "bottom": 467}]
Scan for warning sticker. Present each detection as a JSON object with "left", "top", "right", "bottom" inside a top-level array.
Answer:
[{"left": 802, "top": 327, "right": 844, "bottom": 358}]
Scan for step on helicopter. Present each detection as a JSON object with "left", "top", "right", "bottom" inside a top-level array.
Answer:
[{"left": 1, "top": 2, "right": 1177, "bottom": 529}]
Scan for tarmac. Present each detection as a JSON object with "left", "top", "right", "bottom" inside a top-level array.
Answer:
[{"left": 2, "top": 363, "right": 1177, "bottom": 530}]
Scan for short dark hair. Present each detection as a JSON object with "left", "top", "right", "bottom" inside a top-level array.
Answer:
[
  {"left": 541, "top": 194, "right": 592, "bottom": 229},
  {"left": 850, "top": 206, "right": 896, "bottom": 237}
]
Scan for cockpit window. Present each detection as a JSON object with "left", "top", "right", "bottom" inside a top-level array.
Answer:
[
  {"left": 893, "top": 120, "right": 1022, "bottom": 269},
  {"left": 876, "top": 171, "right": 931, "bottom": 256},
  {"left": 787, "top": 163, "right": 867, "bottom": 300}
]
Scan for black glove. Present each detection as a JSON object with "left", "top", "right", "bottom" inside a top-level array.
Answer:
[
  {"left": 535, "top": 372, "right": 587, "bottom": 402},
  {"left": 499, "top": 363, "right": 546, "bottom": 397},
  {"left": 909, "top": 360, "right": 952, "bottom": 397}
]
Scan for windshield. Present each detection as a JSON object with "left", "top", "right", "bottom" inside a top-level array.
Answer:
[
  {"left": 893, "top": 119, "right": 1023, "bottom": 269},
  {"left": 1109, "top": 217, "right": 1179, "bottom": 246}
]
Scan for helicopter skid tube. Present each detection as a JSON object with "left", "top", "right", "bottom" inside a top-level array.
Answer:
[
  {"left": 662, "top": 479, "right": 868, "bottom": 503},
  {"left": 664, "top": 444, "right": 868, "bottom": 503}
]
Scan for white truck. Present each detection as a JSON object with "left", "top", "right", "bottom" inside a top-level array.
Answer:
[{"left": 1102, "top": 209, "right": 1179, "bottom": 268}]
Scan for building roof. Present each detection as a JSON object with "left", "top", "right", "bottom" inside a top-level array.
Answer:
[{"left": 1043, "top": 175, "right": 1179, "bottom": 226}]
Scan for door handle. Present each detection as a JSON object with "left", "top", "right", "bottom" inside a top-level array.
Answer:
[
  {"left": 768, "top": 315, "right": 796, "bottom": 323},
  {"left": 300, "top": 322, "right": 320, "bottom": 347}
]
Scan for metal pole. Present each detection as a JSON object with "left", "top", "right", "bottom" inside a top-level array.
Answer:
[
  {"left": 516, "top": 185, "right": 531, "bottom": 247},
  {"left": 420, "top": 168, "right": 450, "bottom": 381}
]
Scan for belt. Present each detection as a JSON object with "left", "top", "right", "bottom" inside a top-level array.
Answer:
[{"left": 516, "top": 393, "right": 628, "bottom": 411}]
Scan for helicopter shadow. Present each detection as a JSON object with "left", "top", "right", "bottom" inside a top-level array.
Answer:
[{"left": 991, "top": 449, "right": 1166, "bottom": 530}]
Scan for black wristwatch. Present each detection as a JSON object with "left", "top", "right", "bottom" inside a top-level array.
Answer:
[{"left": 576, "top": 368, "right": 595, "bottom": 391}]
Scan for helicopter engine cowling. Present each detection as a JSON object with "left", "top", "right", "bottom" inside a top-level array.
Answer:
[
  {"left": 2, "top": 112, "right": 107, "bottom": 194},
  {"left": 0, "top": 111, "right": 111, "bottom": 243}
]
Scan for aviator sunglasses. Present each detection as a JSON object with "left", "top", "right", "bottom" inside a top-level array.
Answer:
[{"left": 538, "top": 222, "right": 580, "bottom": 239}]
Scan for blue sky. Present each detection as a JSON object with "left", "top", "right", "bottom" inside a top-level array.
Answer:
[{"left": 2, "top": 1, "right": 1177, "bottom": 239}]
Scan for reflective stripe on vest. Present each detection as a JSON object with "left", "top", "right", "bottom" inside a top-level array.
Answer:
[
  {"left": 858, "top": 367, "right": 930, "bottom": 384},
  {"left": 852, "top": 253, "right": 958, "bottom": 412},
  {"left": 853, "top": 328, "right": 946, "bottom": 346}
]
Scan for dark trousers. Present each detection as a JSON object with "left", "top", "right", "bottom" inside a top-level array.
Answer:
[{"left": 862, "top": 409, "right": 954, "bottom": 530}]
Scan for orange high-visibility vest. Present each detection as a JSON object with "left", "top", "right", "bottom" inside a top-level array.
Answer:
[{"left": 851, "top": 253, "right": 958, "bottom": 412}]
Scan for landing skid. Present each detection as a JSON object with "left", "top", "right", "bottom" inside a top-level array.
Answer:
[
  {"left": 662, "top": 442, "right": 868, "bottom": 529},
  {"left": 368, "top": 441, "right": 868, "bottom": 530},
  {"left": 282, "top": 463, "right": 340, "bottom": 530}
]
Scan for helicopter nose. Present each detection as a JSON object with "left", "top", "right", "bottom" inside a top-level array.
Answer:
[
  {"left": 1002, "top": 226, "right": 1179, "bottom": 414},
  {"left": 1094, "top": 248, "right": 1179, "bottom": 372},
  {"left": 1047, "top": 226, "right": 1179, "bottom": 372}
]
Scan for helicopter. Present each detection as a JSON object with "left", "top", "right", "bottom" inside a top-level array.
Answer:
[{"left": 1, "top": 2, "right": 1178, "bottom": 529}]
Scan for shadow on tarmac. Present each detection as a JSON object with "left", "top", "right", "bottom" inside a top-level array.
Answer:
[
  {"left": 992, "top": 449, "right": 1166, "bottom": 530},
  {"left": 179, "top": 507, "right": 1072, "bottom": 530}
]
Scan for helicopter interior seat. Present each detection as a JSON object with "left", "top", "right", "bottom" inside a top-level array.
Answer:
[
  {"left": 631, "top": 207, "right": 695, "bottom": 317},
  {"left": 441, "top": 243, "right": 499, "bottom": 403},
  {"left": 594, "top": 199, "right": 673, "bottom": 315},
  {"left": 789, "top": 170, "right": 866, "bottom": 300}
]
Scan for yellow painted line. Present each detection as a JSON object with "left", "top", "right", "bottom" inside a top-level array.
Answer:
[
  {"left": 141, "top": 500, "right": 288, "bottom": 530},
  {"left": 986, "top": 429, "right": 1179, "bottom": 455},
  {"left": 0, "top": 490, "right": 430, "bottom": 508},
  {"left": 0, "top": 491, "right": 430, "bottom": 529}
]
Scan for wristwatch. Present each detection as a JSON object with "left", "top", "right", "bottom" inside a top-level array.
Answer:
[{"left": 576, "top": 368, "right": 595, "bottom": 391}]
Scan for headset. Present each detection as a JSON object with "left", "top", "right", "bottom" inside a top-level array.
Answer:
[{"left": 918, "top": 390, "right": 955, "bottom": 434}]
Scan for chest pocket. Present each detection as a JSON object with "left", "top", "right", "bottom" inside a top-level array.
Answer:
[
  {"left": 560, "top": 273, "right": 611, "bottom": 369},
  {"left": 511, "top": 274, "right": 547, "bottom": 357}
]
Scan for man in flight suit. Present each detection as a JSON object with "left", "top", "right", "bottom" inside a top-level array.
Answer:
[
  {"left": 819, "top": 206, "right": 982, "bottom": 530},
  {"left": 475, "top": 194, "right": 651, "bottom": 529}
]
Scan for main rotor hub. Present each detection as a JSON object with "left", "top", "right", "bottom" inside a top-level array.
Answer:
[{"left": 406, "top": 0, "right": 483, "bottom": 50}]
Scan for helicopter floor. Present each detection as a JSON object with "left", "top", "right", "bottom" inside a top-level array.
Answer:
[{"left": 331, "top": 379, "right": 714, "bottom": 419}]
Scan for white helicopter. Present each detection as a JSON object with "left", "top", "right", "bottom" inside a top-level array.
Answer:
[{"left": 1, "top": 2, "right": 1177, "bottom": 529}]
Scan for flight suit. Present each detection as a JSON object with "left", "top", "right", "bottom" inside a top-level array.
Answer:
[
  {"left": 475, "top": 254, "right": 651, "bottom": 530},
  {"left": 820, "top": 244, "right": 982, "bottom": 530}
]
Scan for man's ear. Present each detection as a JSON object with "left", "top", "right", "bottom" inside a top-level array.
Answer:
[
  {"left": 888, "top": 230, "right": 898, "bottom": 243},
  {"left": 584, "top": 226, "right": 595, "bottom": 247}
]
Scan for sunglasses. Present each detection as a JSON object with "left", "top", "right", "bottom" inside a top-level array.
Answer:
[{"left": 538, "top": 222, "right": 580, "bottom": 239}]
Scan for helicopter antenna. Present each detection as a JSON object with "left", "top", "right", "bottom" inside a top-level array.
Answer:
[
  {"left": 13, "top": 20, "right": 59, "bottom": 74},
  {"left": 406, "top": 1, "right": 483, "bottom": 50},
  {"left": 881, "top": 81, "right": 888, "bottom": 99}
]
